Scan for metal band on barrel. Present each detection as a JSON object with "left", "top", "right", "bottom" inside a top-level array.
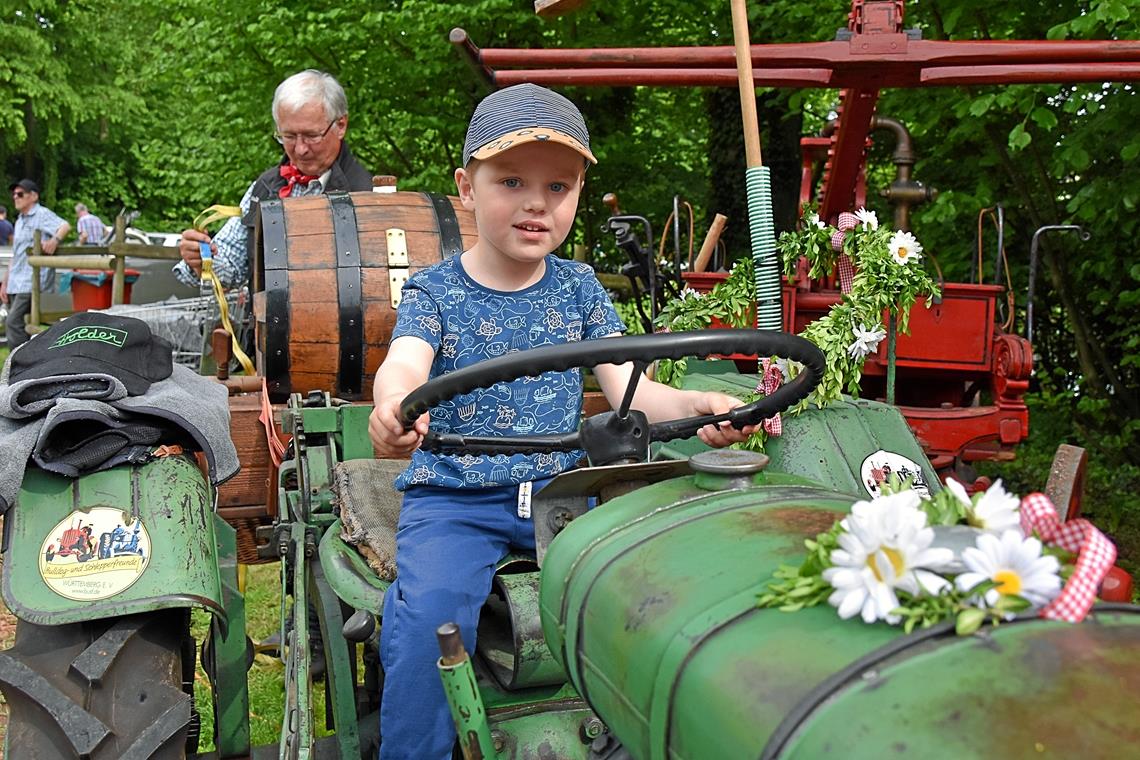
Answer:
[
  {"left": 330, "top": 192, "right": 364, "bottom": 398},
  {"left": 259, "top": 199, "right": 290, "bottom": 398},
  {"left": 425, "top": 192, "right": 465, "bottom": 259}
]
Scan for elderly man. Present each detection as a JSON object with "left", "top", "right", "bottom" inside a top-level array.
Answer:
[
  {"left": 175, "top": 69, "right": 373, "bottom": 289},
  {"left": 3, "top": 179, "right": 70, "bottom": 350},
  {"left": 75, "top": 203, "right": 109, "bottom": 245}
]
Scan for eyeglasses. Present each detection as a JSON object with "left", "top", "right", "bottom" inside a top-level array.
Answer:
[
  {"left": 274, "top": 119, "right": 337, "bottom": 146},
  {"left": 12, "top": 191, "right": 26, "bottom": 198}
]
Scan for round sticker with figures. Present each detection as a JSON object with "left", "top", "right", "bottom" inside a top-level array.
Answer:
[
  {"left": 38, "top": 508, "right": 151, "bottom": 601},
  {"left": 860, "top": 450, "right": 932, "bottom": 499}
]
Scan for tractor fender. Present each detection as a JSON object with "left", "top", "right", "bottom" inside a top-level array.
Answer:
[{"left": 2, "top": 455, "right": 228, "bottom": 628}]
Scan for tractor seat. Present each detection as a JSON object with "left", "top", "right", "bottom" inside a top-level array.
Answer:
[
  {"left": 326, "top": 458, "right": 536, "bottom": 617},
  {"left": 334, "top": 458, "right": 405, "bottom": 581},
  {"left": 327, "top": 459, "right": 564, "bottom": 688}
]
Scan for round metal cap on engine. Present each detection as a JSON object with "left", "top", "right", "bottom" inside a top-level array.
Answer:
[
  {"left": 689, "top": 450, "right": 770, "bottom": 491},
  {"left": 690, "top": 449, "right": 770, "bottom": 474}
]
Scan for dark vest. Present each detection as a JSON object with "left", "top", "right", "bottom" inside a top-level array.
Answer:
[{"left": 242, "top": 142, "right": 373, "bottom": 257}]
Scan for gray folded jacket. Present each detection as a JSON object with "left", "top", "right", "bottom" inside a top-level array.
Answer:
[
  {"left": 0, "top": 363, "right": 240, "bottom": 514},
  {"left": 0, "top": 373, "right": 129, "bottom": 418}
]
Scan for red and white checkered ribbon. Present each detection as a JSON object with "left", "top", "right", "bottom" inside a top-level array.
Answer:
[
  {"left": 829, "top": 212, "right": 857, "bottom": 293},
  {"left": 837, "top": 256, "right": 855, "bottom": 293},
  {"left": 1019, "top": 492, "right": 1117, "bottom": 623},
  {"left": 755, "top": 359, "right": 783, "bottom": 436}
]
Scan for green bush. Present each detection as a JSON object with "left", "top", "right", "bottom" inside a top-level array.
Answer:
[{"left": 977, "top": 394, "right": 1140, "bottom": 588}]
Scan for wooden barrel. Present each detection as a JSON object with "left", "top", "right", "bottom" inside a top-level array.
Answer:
[{"left": 256, "top": 191, "right": 477, "bottom": 400}]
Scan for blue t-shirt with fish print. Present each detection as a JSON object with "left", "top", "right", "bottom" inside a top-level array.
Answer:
[{"left": 391, "top": 254, "right": 626, "bottom": 491}]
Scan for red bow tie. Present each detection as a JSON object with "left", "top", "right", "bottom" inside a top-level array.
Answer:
[{"left": 279, "top": 164, "right": 321, "bottom": 198}]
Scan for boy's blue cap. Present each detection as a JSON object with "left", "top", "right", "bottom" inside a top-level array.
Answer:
[{"left": 463, "top": 83, "right": 596, "bottom": 166}]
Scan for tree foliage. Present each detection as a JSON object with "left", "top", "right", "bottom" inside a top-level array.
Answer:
[
  {"left": 869, "top": 0, "right": 1140, "bottom": 473},
  {"left": 2, "top": 0, "right": 1138, "bottom": 488}
]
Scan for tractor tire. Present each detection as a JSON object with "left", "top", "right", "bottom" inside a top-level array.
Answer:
[{"left": 0, "top": 609, "right": 194, "bottom": 759}]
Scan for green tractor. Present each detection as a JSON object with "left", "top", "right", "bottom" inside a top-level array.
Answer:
[
  {"left": 2, "top": 329, "right": 1137, "bottom": 758},
  {"left": 272, "top": 329, "right": 1139, "bottom": 759}
]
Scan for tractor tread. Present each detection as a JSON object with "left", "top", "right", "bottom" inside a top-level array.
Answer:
[
  {"left": 118, "top": 695, "right": 193, "bottom": 760},
  {"left": 0, "top": 651, "right": 111, "bottom": 755},
  {"left": 0, "top": 613, "right": 192, "bottom": 759},
  {"left": 71, "top": 617, "right": 146, "bottom": 685}
]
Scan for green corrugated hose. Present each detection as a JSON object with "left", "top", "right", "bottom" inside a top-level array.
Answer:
[{"left": 746, "top": 166, "right": 782, "bottom": 330}]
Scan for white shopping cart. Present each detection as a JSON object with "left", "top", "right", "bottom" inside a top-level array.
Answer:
[{"left": 98, "top": 288, "right": 251, "bottom": 372}]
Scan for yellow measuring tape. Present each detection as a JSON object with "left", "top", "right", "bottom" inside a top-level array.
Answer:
[{"left": 192, "top": 205, "right": 255, "bottom": 375}]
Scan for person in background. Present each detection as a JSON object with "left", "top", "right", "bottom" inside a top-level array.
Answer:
[
  {"left": 75, "top": 203, "right": 109, "bottom": 245},
  {"left": 0, "top": 206, "right": 13, "bottom": 245},
  {"left": 174, "top": 69, "right": 373, "bottom": 290},
  {"left": 172, "top": 71, "right": 372, "bottom": 678},
  {"left": 2, "top": 179, "right": 70, "bottom": 350}
]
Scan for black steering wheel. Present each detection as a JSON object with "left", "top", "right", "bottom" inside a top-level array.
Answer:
[{"left": 399, "top": 329, "right": 825, "bottom": 465}]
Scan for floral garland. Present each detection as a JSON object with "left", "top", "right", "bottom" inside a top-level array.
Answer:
[
  {"left": 653, "top": 207, "right": 940, "bottom": 449},
  {"left": 757, "top": 478, "right": 1117, "bottom": 634},
  {"left": 654, "top": 256, "right": 756, "bottom": 387},
  {"left": 776, "top": 208, "right": 940, "bottom": 411}
]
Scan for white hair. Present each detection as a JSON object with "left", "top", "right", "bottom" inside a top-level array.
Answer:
[
  {"left": 76, "top": 203, "right": 88, "bottom": 214},
  {"left": 273, "top": 69, "right": 348, "bottom": 126}
]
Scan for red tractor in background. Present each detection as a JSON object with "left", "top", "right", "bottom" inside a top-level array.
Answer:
[{"left": 452, "top": 0, "right": 1138, "bottom": 492}]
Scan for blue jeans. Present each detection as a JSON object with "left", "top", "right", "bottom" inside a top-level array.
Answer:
[{"left": 378, "top": 482, "right": 538, "bottom": 760}]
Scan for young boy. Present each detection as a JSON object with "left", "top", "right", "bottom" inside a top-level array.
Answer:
[{"left": 368, "top": 83, "right": 755, "bottom": 760}]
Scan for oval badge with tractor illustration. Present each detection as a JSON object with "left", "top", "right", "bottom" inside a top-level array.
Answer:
[{"left": 38, "top": 507, "right": 151, "bottom": 601}]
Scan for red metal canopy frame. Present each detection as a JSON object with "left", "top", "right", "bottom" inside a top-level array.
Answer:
[{"left": 452, "top": 0, "right": 1140, "bottom": 220}]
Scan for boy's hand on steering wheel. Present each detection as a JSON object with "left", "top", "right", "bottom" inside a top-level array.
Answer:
[
  {"left": 693, "top": 391, "right": 760, "bottom": 448},
  {"left": 369, "top": 397, "right": 430, "bottom": 459}
]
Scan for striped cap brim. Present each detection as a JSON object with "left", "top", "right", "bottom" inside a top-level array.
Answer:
[{"left": 468, "top": 127, "right": 597, "bottom": 164}]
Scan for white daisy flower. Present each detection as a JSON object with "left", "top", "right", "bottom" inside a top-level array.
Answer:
[
  {"left": 889, "top": 230, "right": 924, "bottom": 265},
  {"left": 944, "top": 477, "right": 972, "bottom": 507},
  {"left": 966, "top": 479, "right": 1021, "bottom": 534},
  {"left": 680, "top": 287, "right": 703, "bottom": 300},
  {"left": 822, "top": 491, "right": 955, "bottom": 624},
  {"left": 807, "top": 212, "right": 826, "bottom": 229},
  {"left": 846, "top": 322, "right": 887, "bottom": 359},
  {"left": 772, "top": 356, "right": 801, "bottom": 379},
  {"left": 955, "top": 530, "right": 1062, "bottom": 612},
  {"left": 854, "top": 207, "right": 879, "bottom": 230}
]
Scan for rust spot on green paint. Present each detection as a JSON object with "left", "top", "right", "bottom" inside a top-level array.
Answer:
[
  {"left": 900, "top": 621, "right": 1140, "bottom": 755},
  {"left": 461, "top": 730, "right": 484, "bottom": 759},
  {"left": 615, "top": 562, "right": 677, "bottom": 634},
  {"left": 983, "top": 623, "right": 1140, "bottom": 751},
  {"left": 738, "top": 507, "right": 845, "bottom": 538},
  {"left": 625, "top": 593, "right": 673, "bottom": 633}
]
